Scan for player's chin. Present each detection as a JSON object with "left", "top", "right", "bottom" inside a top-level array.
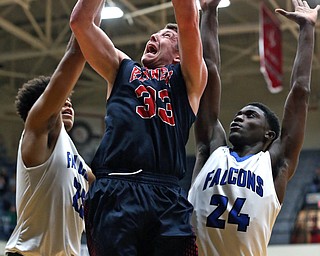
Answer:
[
  {"left": 228, "top": 132, "right": 239, "bottom": 144},
  {"left": 141, "top": 54, "right": 158, "bottom": 69},
  {"left": 63, "top": 118, "right": 74, "bottom": 132}
]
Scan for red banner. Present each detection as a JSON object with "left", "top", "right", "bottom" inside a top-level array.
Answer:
[{"left": 259, "top": 3, "right": 283, "bottom": 93}]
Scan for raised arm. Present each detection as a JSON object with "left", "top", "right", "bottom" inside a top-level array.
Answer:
[
  {"left": 22, "top": 34, "right": 86, "bottom": 167},
  {"left": 270, "top": 0, "right": 319, "bottom": 198},
  {"left": 192, "top": 0, "right": 227, "bottom": 182},
  {"left": 171, "top": 0, "right": 208, "bottom": 114},
  {"left": 70, "top": 0, "right": 128, "bottom": 89},
  {"left": 22, "top": 6, "right": 105, "bottom": 168}
]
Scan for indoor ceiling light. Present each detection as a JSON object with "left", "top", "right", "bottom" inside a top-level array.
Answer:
[
  {"left": 102, "top": 0, "right": 230, "bottom": 20},
  {"left": 197, "top": 0, "right": 230, "bottom": 9},
  {"left": 101, "top": 6, "right": 123, "bottom": 19},
  {"left": 218, "top": 0, "right": 230, "bottom": 8}
]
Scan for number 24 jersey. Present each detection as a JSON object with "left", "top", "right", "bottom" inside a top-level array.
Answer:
[{"left": 188, "top": 146, "right": 281, "bottom": 256}]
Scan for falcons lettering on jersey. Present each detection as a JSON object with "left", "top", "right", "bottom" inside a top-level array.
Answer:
[
  {"left": 66, "top": 152, "right": 88, "bottom": 219},
  {"left": 203, "top": 167, "right": 264, "bottom": 197}
]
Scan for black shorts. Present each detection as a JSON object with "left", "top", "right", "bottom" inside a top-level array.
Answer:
[{"left": 84, "top": 172, "right": 198, "bottom": 256}]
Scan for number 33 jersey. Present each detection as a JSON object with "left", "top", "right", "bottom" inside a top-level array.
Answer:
[
  {"left": 91, "top": 59, "right": 195, "bottom": 178},
  {"left": 188, "top": 146, "right": 281, "bottom": 256}
]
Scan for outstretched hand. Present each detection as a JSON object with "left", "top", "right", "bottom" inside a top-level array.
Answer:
[
  {"left": 275, "top": 0, "right": 320, "bottom": 25},
  {"left": 200, "top": 0, "right": 221, "bottom": 11}
]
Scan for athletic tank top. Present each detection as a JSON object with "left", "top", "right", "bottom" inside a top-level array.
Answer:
[
  {"left": 188, "top": 146, "right": 281, "bottom": 256},
  {"left": 5, "top": 126, "right": 89, "bottom": 256},
  {"left": 91, "top": 59, "right": 195, "bottom": 179}
]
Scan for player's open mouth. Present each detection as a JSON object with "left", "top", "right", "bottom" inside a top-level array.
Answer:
[
  {"left": 146, "top": 43, "right": 158, "bottom": 54},
  {"left": 62, "top": 109, "right": 72, "bottom": 117}
]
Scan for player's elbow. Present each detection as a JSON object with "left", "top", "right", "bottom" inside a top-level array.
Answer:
[
  {"left": 70, "top": 15, "right": 81, "bottom": 34},
  {"left": 291, "top": 78, "right": 311, "bottom": 99},
  {"left": 70, "top": 9, "right": 91, "bottom": 33},
  {"left": 196, "top": 143, "right": 211, "bottom": 161},
  {"left": 205, "top": 60, "right": 219, "bottom": 78}
]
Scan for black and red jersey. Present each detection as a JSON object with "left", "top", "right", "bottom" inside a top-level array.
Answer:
[{"left": 91, "top": 59, "right": 195, "bottom": 179}]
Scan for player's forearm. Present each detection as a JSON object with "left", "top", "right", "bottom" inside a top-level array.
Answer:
[
  {"left": 290, "top": 22, "right": 315, "bottom": 90},
  {"left": 172, "top": 0, "right": 199, "bottom": 29},
  {"left": 201, "top": 4, "right": 220, "bottom": 73},
  {"left": 70, "top": 0, "right": 104, "bottom": 30},
  {"left": 65, "top": 34, "right": 82, "bottom": 56},
  {"left": 198, "top": 2, "right": 221, "bottom": 128}
]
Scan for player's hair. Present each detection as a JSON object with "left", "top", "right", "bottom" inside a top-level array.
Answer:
[
  {"left": 164, "top": 23, "right": 179, "bottom": 51},
  {"left": 15, "top": 76, "right": 50, "bottom": 122},
  {"left": 165, "top": 23, "right": 178, "bottom": 33},
  {"left": 248, "top": 102, "right": 280, "bottom": 140}
]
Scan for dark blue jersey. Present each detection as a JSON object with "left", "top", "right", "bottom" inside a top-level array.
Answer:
[{"left": 91, "top": 59, "right": 195, "bottom": 179}]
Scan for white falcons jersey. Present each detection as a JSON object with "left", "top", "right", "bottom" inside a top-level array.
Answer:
[
  {"left": 188, "top": 146, "right": 281, "bottom": 256},
  {"left": 5, "top": 126, "right": 89, "bottom": 256}
]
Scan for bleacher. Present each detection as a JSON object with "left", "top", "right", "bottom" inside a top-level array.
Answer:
[
  {"left": 0, "top": 152, "right": 16, "bottom": 241},
  {"left": 269, "top": 149, "right": 320, "bottom": 244}
]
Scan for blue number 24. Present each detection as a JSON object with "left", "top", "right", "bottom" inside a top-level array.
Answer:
[{"left": 206, "top": 194, "right": 250, "bottom": 232}]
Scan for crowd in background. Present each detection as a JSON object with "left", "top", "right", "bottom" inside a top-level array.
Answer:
[
  {"left": 0, "top": 135, "right": 16, "bottom": 240},
  {"left": 291, "top": 167, "right": 320, "bottom": 244}
]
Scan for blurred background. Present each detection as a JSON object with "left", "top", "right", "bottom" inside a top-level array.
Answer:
[{"left": 0, "top": 0, "right": 320, "bottom": 253}]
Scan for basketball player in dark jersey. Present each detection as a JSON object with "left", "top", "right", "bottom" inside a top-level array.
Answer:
[{"left": 70, "top": 0, "right": 207, "bottom": 255}]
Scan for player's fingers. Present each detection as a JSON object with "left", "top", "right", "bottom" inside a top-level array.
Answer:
[
  {"left": 302, "top": 1, "right": 310, "bottom": 8},
  {"left": 291, "top": 0, "right": 298, "bottom": 10},
  {"left": 275, "top": 8, "right": 287, "bottom": 16},
  {"left": 296, "top": 0, "right": 303, "bottom": 7}
]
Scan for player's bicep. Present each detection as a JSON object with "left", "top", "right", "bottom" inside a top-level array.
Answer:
[
  {"left": 79, "top": 27, "right": 120, "bottom": 80},
  {"left": 179, "top": 27, "right": 207, "bottom": 112}
]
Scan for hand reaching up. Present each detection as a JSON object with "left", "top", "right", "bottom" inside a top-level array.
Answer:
[{"left": 275, "top": 0, "right": 320, "bottom": 26}]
